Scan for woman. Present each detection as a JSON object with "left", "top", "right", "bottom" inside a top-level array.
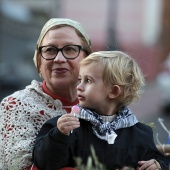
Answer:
[{"left": 0, "top": 18, "right": 92, "bottom": 170}]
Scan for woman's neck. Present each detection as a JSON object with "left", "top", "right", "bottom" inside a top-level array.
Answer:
[
  {"left": 42, "top": 81, "right": 78, "bottom": 102},
  {"left": 42, "top": 81, "right": 79, "bottom": 113}
]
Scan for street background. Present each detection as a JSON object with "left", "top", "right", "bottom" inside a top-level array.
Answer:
[{"left": 0, "top": 0, "right": 170, "bottom": 163}]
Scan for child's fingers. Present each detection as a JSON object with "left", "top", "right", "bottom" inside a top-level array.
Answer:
[{"left": 57, "top": 114, "right": 80, "bottom": 135}]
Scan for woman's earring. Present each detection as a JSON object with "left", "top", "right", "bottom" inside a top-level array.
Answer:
[{"left": 39, "top": 72, "right": 43, "bottom": 79}]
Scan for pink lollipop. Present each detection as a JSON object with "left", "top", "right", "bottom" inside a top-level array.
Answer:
[
  {"left": 70, "top": 105, "right": 80, "bottom": 133},
  {"left": 71, "top": 105, "right": 80, "bottom": 115}
]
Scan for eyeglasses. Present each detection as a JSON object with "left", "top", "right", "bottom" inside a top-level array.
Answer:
[{"left": 39, "top": 45, "right": 86, "bottom": 60}]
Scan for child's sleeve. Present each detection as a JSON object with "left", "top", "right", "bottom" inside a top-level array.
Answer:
[{"left": 33, "top": 117, "right": 72, "bottom": 170}]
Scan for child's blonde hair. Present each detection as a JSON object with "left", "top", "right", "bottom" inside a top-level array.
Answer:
[{"left": 80, "top": 51, "right": 145, "bottom": 109}]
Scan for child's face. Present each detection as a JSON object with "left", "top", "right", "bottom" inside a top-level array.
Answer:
[{"left": 77, "top": 63, "right": 112, "bottom": 115}]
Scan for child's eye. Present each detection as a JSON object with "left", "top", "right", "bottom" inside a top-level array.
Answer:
[
  {"left": 78, "top": 78, "right": 81, "bottom": 83},
  {"left": 87, "top": 79, "right": 91, "bottom": 83}
]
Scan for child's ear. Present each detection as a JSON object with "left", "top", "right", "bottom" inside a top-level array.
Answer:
[{"left": 108, "top": 85, "right": 121, "bottom": 99}]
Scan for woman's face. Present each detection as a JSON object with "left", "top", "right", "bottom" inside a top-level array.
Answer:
[{"left": 39, "top": 27, "right": 86, "bottom": 93}]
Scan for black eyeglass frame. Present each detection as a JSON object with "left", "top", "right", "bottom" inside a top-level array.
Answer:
[{"left": 38, "top": 45, "right": 86, "bottom": 60}]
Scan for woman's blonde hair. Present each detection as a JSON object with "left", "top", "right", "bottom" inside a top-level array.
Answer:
[{"left": 80, "top": 51, "right": 145, "bottom": 109}]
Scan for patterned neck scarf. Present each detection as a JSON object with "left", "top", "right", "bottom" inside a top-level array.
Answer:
[{"left": 77, "top": 106, "right": 139, "bottom": 144}]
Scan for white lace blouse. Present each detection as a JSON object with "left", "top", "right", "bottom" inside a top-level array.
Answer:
[{"left": 0, "top": 80, "right": 66, "bottom": 170}]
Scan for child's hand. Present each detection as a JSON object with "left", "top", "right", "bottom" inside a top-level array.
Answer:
[
  {"left": 57, "top": 114, "right": 80, "bottom": 135},
  {"left": 138, "top": 159, "right": 161, "bottom": 170}
]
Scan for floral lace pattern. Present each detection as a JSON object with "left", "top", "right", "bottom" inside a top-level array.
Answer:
[{"left": 0, "top": 80, "right": 66, "bottom": 170}]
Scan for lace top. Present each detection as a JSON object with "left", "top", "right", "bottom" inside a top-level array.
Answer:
[{"left": 0, "top": 80, "right": 66, "bottom": 170}]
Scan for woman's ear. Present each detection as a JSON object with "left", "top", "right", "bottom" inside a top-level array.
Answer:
[{"left": 108, "top": 85, "right": 121, "bottom": 99}]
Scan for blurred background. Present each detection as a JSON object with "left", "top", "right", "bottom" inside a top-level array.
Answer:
[{"left": 0, "top": 0, "right": 170, "bottom": 149}]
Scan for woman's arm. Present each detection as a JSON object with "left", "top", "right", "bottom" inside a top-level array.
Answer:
[{"left": 0, "top": 97, "right": 35, "bottom": 170}]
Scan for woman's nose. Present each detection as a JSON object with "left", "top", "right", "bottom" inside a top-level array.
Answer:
[{"left": 53, "top": 51, "right": 67, "bottom": 62}]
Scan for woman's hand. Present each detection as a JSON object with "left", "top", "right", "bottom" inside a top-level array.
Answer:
[
  {"left": 57, "top": 114, "right": 80, "bottom": 135},
  {"left": 138, "top": 159, "right": 161, "bottom": 170}
]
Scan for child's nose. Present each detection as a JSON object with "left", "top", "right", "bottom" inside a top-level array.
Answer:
[{"left": 77, "top": 82, "right": 83, "bottom": 91}]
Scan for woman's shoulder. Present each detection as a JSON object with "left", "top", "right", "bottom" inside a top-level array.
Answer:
[
  {"left": 26, "top": 80, "right": 42, "bottom": 91},
  {"left": 1, "top": 80, "right": 43, "bottom": 102}
]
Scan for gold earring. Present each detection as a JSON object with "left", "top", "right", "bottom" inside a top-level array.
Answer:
[{"left": 39, "top": 72, "right": 43, "bottom": 79}]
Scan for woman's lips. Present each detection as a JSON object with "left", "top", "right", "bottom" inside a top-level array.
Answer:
[{"left": 53, "top": 68, "right": 68, "bottom": 73}]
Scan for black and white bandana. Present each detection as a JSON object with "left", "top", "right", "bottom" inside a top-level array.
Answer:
[{"left": 76, "top": 106, "right": 139, "bottom": 144}]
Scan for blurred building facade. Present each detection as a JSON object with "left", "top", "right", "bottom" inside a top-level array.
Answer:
[
  {"left": 0, "top": 0, "right": 170, "bottom": 100},
  {"left": 0, "top": 0, "right": 62, "bottom": 99},
  {"left": 0, "top": 0, "right": 170, "bottom": 169}
]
